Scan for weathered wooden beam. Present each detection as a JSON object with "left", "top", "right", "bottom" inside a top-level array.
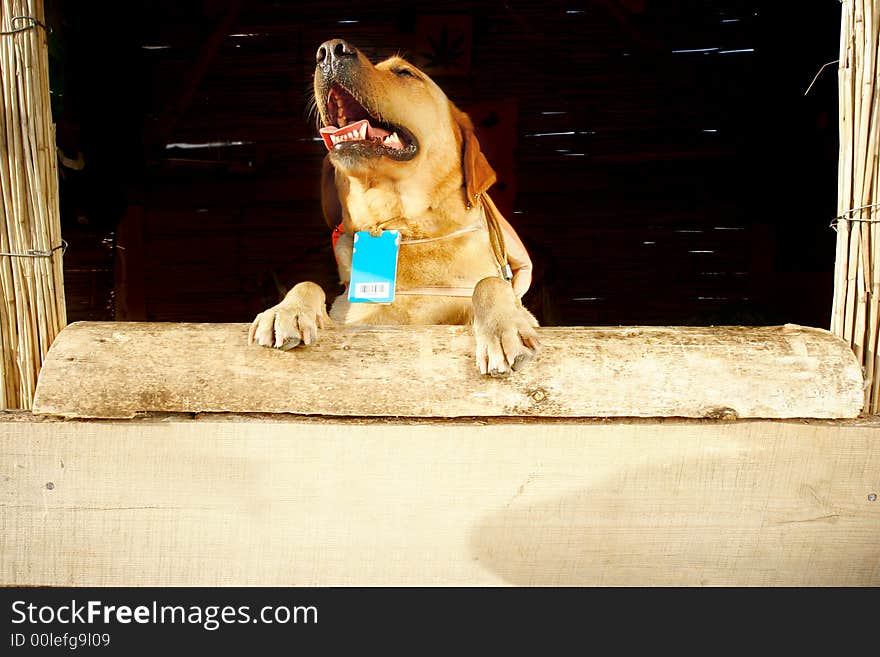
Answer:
[
  {"left": 2, "top": 414, "right": 878, "bottom": 586},
  {"left": 31, "top": 321, "right": 863, "bottom": 419}
]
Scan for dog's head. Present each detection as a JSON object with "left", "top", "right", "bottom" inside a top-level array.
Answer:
[{"left": 314, "top": 39, "right": 496, "bottom": 215}]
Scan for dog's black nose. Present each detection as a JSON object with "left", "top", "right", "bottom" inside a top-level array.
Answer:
[{"left": 317, "top": 39, "right": 357, "bottom": 70}]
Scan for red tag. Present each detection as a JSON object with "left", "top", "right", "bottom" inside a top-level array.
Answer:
[{"left": 331, "top": 224, "right": 345, "bottom": 261}]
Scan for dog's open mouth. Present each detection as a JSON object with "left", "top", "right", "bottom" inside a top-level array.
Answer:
[{"left": 319, "top": 85, "right": 418, "bottom": 161}]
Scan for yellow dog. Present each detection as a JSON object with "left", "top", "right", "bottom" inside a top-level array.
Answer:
[{"left": 249, "top": 39, "right": 539, "bottom": 376}]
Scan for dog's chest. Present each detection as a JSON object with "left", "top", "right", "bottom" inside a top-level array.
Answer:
[{"left": 340, "top": 182, "right": 408, "bottom": 230}]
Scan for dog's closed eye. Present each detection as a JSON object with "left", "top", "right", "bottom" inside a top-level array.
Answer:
[{"left": 392, "top": 67, "right": 418, "bottom": 78}]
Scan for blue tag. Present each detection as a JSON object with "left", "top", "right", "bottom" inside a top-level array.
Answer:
[{"left": 348, "top": 230, "right": 401, "bottom": 303}]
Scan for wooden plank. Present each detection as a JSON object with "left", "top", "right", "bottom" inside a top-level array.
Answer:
[
  {"left": 1, "top": 414, "right": 878, "bottom": 586},
  {"left": 31, "top": 322, "right": 863, "bottom": 419}
]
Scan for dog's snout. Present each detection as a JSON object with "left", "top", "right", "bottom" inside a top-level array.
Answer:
[{"left": 317, "top": 39, "right": 357, "bottom": 71}]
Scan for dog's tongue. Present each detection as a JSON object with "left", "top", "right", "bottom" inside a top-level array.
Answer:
[{"left": 319, "top": 119, "right": 403, "bottom": 151}]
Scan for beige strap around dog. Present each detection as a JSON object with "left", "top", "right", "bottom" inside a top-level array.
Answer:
[
  {"left": 479, "top": 192, "right": 532, "bottom": 298},
  {"left": 395, "top": 198, "right": 532, "bottom": 299}
]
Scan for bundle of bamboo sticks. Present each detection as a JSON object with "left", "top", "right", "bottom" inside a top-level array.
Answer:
[
  {"left": 0, "top": 0, "right": 66, "bottom": 409},
  {"left": 833, "top": 0, "right": 880, "bottom": 414}
]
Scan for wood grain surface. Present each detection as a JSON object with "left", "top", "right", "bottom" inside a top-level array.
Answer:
[
  {"left": 32, "top": 321, "right": 864, "bottom": 419},
  {"left": 2, "top": 414, "right": 878, "bottom": 586}
]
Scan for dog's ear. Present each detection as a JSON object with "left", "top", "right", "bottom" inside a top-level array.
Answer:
[
  {"left": 321, "top": 154, "right": 342, "bottom": 229},
  {"left": 450, "top": 104, "right": 496, "bottom": 207}
]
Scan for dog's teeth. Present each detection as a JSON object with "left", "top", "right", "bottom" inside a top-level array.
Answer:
[{"left": 326, "top": 122, "right": 371, "bottom": 146}]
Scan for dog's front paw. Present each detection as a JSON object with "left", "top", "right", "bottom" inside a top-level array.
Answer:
[
  {"left": 248, "top": 282, "right": 330, "bottom": 350},
  {"left": 472, "top": 278, "right": 541, "bottom": 377},
  {"left": 474, "top": 315, "right": 540, "bottom": 377}
]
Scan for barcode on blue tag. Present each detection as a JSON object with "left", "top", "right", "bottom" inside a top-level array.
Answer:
[
  {"left": 354, "top": 282, "right": 390, "bottom": 299},
  {"left": 348, "top": 230, "right": 400, "bottom": 303}
]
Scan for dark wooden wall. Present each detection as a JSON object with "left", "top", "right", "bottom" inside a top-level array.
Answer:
[{"left": 50, "top": 1, "right": 841, "bottom": 327}]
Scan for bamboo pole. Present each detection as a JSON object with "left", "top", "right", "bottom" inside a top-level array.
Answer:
[
  {"left": 872, "top": 4, "right": 880, "bottom": 408},
  {"left": 870, "top": 1, "right": 880, "bottom": 409},
  {"left": 854, "top": 0, "right": 876, "bottom": 371},
  {"left": 845, "top": 1, "right": 864, "bottom": 356},
  {"left": 0, "top": 0, "right": 66, "bottom": 409},
  {"left": 833, "top": 3, "right": 853, "bottom": 336},
  {"left": 833, "top": 0, "right": 880, "bottom": 413},
  {"left": 865, "top": 0, "right": 880, "bottom": 408}
]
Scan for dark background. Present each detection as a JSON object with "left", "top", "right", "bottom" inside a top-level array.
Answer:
[{"left": 45, "top": 1, "right": 841, "bottom": 327}]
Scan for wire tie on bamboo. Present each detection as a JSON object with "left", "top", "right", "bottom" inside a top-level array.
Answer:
[
  {"left": 0, "top": 16, "right": 50, "bottom": 36},
  {"left": 0, "top": 239, "right": 67, "bottom": 259},
  {"left": 830, "top": 200, "right": 880, "bottom": 230},
  {"left": 804, "top": 59, "right": 841, "bottom": 96}
]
